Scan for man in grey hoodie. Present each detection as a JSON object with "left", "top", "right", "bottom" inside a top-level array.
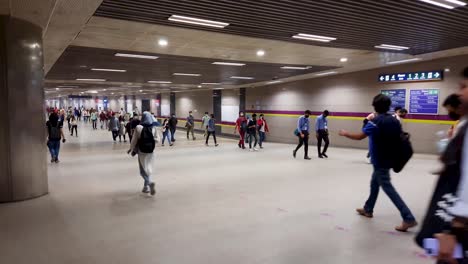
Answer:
[{"left": 108, "top": 113, "right": 120, "bottom": 142}]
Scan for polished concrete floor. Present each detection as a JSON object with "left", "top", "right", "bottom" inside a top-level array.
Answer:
[{"left": 0, "top": 122, "right": 438, "bottom": 264}]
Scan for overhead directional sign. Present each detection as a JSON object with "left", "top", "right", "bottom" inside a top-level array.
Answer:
[
  {"left": 409, "top": 89, "right": 439, "bottom": 115},
  {"left": 378, "top": 71, "right": 443, "bottom": 83},
  {"left": 381, "top": 89, "right": 406, "bottom": 112}
]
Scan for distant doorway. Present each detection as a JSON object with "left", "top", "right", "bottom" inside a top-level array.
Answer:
[{"left": 142, "top": 99, "right": 151, "bottom": 112}]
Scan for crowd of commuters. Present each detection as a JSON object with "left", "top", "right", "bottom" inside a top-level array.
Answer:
[{"left": 44, "top": 67, "right": 468, "bottom": 262}]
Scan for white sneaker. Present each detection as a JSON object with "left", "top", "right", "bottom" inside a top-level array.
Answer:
[
  {"left": 253, "top": 148, "right": 259, "bottom": 151},
  {"left": 249, "top": 149, "right": 254, "bottom": 152}
]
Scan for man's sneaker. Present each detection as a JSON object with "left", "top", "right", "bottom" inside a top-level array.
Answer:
[
  {"left": 356, "top": 208, "right": 373, "bottom": 218},
  {"left": 142, "top": 186, "right": 150, "bottom": 194},
  {"left": 322, "top": 153, "right": 328, "bottom": 158},
  {"left": 238, "top": 143, "right": 241, "bottom": 148},
  {"left": 51, "top": 158, "right": 55, "bottom": 163},
  {"left": 304, "top": 157, "right": 312, "bottom": 160},
  {"left": 55, "top": 159, "right": 60, "bottom": 163},
  {"left": 205, "top": 143, "right": 209, "bottom": 146},
  {"left": 161, "top": 144, "right": 165, "bottom": 147},
  {"left": 395, "top": 221, "right": 418, "bottom": 232},
  {"left": 260, "top": 146, "right": 264, "bottom": 149},
  {"left": 170, "top": 144, "right": 174, "bottom": 147},
  {"left": 215, "top": 144, "right": 219, "bottom": 147},
  {"left": 293, "top": 150, "right": 297, "bottom": 158},
  {"left": 149, "top": 182, "right": 156, "bottom": 196},
  {"left": 253, "top": 148, "right": 259, "bottom": 151},
  {"left": 318, "top": 155, "right": 324, "bottom": 158}
]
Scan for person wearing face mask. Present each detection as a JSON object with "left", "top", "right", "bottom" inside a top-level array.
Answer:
[
  {"left": 257, "top": 114, "right": 269, "bottom": 149},
  {"left": 201, "top": 112, "right": 210, "bottom": 138},
  {"left": 315, "top": 110, "right": 330, "bottom": 158},
  {"left": 186, "top": 111, "right": 196, "bottom": 140},
  {"left": 443, "top": 94, "right": 464, "bottom": 139},
  {"left": 234, "top": 111, "right": 247, "bottom": 149},
  {"left": 169, "top": 113, "right": 178, "bottom": 142},
  {"left": 247, "top": 114, "right": 259, "bottom": 151},
  {"left": 293, "top": 110, "right": 312, "bottom": 160}
]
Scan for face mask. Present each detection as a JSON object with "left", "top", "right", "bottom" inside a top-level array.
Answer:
[
  {"left": 305, "top": 115, "right": 309, "bottom": 118},
  {"left": 449, "top": 111, "right": 460, "bottom": 121},
  {"left": 240, "top": 114, "right": 244, "bottom": 117}
]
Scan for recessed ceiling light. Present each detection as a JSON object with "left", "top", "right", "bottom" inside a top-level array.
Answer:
[
  {"left": 201, "top": 82, "right": 221, "bottom": 85},
  {"left": 445, "top": 68, "right": 451, "bottom": 72},
  {"left": 340, "top": 58, "right": 348, "bottom": 62},
  {"left": 158, "top": 39, "right": 168, "bottom": 47},
  {"left": 212, "top": 62, "right": 246, "bottom": 66},
  {"left": 256, "top": 50, "right": 265, "bottom": 56},
  {"left": 76, "top": 78, "right": 106, "bottom": 82},
  {"left": 111, "top": 92, "right": 115, "bottom": 95},
  {"left": 91, "top": 68, "right": 126, "bottom": 72},
  {"left": 198, "top": 85, "right": 202, "bottom": 88},
  {"left": 173, "top": 73, "right": 201, "bottom": 76},
  {"left": 55, "top": 88, "right": 60, "bottom": 90},
  {"left": 374, "top": 44, "right": 410, "bottom": 51},
  {"left": 168, "top": 15, "right": 229, "bottom": 28},
  {"left": 148, "top": 81, "right": 172, "bottom": 84},
  {"left": 266, "top": 80, "right": 282, "bottom": 84},
  {"left": 418, "top": 0, "right": 466, "bottom": 9},
  {"left": 230, "top": 76, "right": 254, "bottom": 80},
  {"left": 103, "top": 89, "right": 107, "bottom": 91},
  {"left": 115, "top": 53, "right": 158, "bottom": 59},
  {"left": 87, "top": 90, "right": 99, "bottom": 94},
  {"left": 292, "top": 33, "right": 337, "bottom": 42},
  {"left": 386, "top": 58, "right": 421, "bottom": 64},
  {"left": 139, "top": 90, "right": 143, "bottom": 92},
  {"left": 315, "top": 71, "right": 338, "bottom": 76},
  {"left": 213, "top": 87, "right": 225, "bottom": 90},
  {"left": 281, "top": 66, "right": 309, "bottom": 70}
]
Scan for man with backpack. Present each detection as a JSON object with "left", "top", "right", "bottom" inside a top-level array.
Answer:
[
  {"left": 339, "top": 94, "right": 417, "bottom": 232},
  {"left": 128, "top": 111, "right": 160, "bottom": 196},
  {"left": 169, "top": 113, "right": 178, "bottom": 142},
  {"left": 201, "top": 112, "right": 210, "bottom": 138},
  {"left": 293, "top": 110, "right": 312, "bottom": 160},
  {"left": 234, "top": 111, "right": 247, "bottom": 149}
]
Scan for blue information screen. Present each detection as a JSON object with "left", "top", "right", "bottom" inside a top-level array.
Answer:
[
  {"left": 378, "top": 71, "right": 443, "bottom": 83},
  {"left": 381, "top": 89, "right": 406, "bottom": 112},
  {"left": 409, "top": 89, "right": 439, "bottom": 114}
]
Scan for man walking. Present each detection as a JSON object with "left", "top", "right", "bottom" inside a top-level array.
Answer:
[
  {"left": 201, "top": 112, "right": 210, "bottom": 138},
  {"left": 186, "top": 111, "right": 196, "bottom": 140},
  {"left": 234, "top": 111, "right": 247, "bottom": 149},
  {"left": 316, "top": 110, "right": 330, "bottom": 158},
  {"left": 169, "top": 113, "right": 178, "bottom": 142},
  {"left": 247, "top": 113, "right": 259, "bottom": 151},
  {"left": 293, "top": 110, "right": 312, "bottom": 160},
  {"left": 339, "top": 94, "right": 417, "bottom": 232}
]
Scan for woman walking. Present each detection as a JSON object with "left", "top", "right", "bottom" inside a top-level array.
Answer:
[
  {"left": 128, "top": 112, "right": 160, "bottom": 195},
  {"left": 161, "top": 118, "right": 173, "bottom": 146},
  {"left": 118, "top": 115, "right": 127, "bottom": 142},
  {"left": 205, "top": 114, "right": 219, "bottom": 147},
  {"left": 46, "top": 112, "right": 66, "bottom": 163},
  {"left": 70, "top": 116, "right": 78, "bottom": 137}
]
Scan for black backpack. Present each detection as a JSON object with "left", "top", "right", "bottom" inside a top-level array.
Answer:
[
  {"left": 138, "top": 127, "right": 155, "bottom": 153},
  {"left": 49, "top": 123, "right": 61, "bottom": 140},
  {"left": 240, "top": 120, "right": 247, "bottom": 131},
  {"left": 374, "top": 114, "right": 413, "bottom": 173}
]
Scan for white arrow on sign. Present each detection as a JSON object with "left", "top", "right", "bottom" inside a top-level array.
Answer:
[
  {"left": 434, "top": 72, "right": 440, "bottom": 78},
  {"left": 380, "top": 76, "right": 385, "bottom": 81}
]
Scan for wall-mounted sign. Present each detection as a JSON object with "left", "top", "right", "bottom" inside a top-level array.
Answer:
[
  {"left": 378, "top": 71, "right": 443, "bottom": 83},
  {"left": 409, "top": 89, "right": 439, "bottom": 115},
  {"left": 381, "top": 89, "right": 406, "bottom": 112}
]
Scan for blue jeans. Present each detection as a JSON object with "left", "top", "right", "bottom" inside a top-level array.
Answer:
[
  {"left": 364, "top": 166, "right": 415, "bottom": 222},
  {"left": 47, "top": 140, "right": 61, "bottom": 159},
  {"left": 259, "top": 131, "right": 266, "bottom": 147},
  {"left": 162, "top": 131, "right": 171, "bottom": 145}
]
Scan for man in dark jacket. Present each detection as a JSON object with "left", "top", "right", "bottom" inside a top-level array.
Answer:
[
  {"left": 186, "top": 111, "right": 196, "bottom": 140},
  {"left": 169, "top": 113, "right": 178, "bottom": 142}
]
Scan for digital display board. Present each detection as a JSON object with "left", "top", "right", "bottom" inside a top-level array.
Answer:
[
  {"left": 381, "top": 89, "right": 406, "bottom": 112},
  {"left": 378, "top": 71, "right": 443, "bottom": 83},
  {"left": 409, "top": 89, "right": 439, "bottom": 115}
]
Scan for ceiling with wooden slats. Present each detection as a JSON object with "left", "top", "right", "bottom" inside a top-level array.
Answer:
[{"left": 94, "top": 0, "right": 468, "bottom": 55}]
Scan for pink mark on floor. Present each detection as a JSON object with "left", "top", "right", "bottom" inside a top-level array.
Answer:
[
  {"left": 334, "top": 226, "right": 350, "bottom": 232},
  {"left": 320, "top": 212, "right": 334, "bottom": 217},
  {"left": 381, "top": 230, "right": 401, "bottom": 236}
]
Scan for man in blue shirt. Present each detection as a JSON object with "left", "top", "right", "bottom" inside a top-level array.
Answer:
[
  {"left": 293, "top": 110, "right": 312, "bottom": 160},
  {"left": 315, "top": 110, "right": 330, "bottom": 158},
  {"left": 339, "top": 94, "right": 417, "bottom": 232}
]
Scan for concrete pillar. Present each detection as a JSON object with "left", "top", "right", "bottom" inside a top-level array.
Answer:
[
  {"left": 213, "top": 90, "right": 222, "bottom": 134},
  {"left": 170, "top": 92, "right": 176, "bottom": 115},
  {"left": 239, "top": 88, "right": 246, "bottom": 112},
  {"left": 0, "top": 15, "right": 48, "bottom": 202}
]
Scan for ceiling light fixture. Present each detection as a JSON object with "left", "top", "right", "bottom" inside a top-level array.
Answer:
[
  {"left": 213, "top": 87, "right": 225, "bottom": 90},
  {"left": 168, "top": 15, "right": 229, "bottom": 28},
  {"left": 76, "top": 78, "right": 106, "bottom": 82},
  {"left": 87, "top": 90, "right": 99, "bottom": 94},
  {"left": 58, "top": 85, "right": 78, "bottom": 88},
  {"left": 148, "top": 81, "right": 172, "bottom": 84},
  {"left": 386, "top": 58, "right": 421, "bottom": 64},
  {"left": 445, "top": 68, "right": 451, "bottom": 72},
  {"left": 292, "top": 33, "right": 337, "bottom": 42},
  {"left": 201, "top": 82, "right": 221, "bottom": 85},
  {"left": 124, "top": 85, "right": 142, "bottom": 88},
  {"left": 197, "top": 85, "right": 202, "bottom": 88},
  {"left": 173, "top": 73, "right": 201, "bottom": 76},
  {"left": 266, "top": 80, "right": 282, "bottom": 84},
  {"left": 340, "top": 58, "right": 348, "bottom": 62},
  {"left": 374, "top": 44, "right": 410, "bottom": 51},
  {"left": 55, "top": 88, "right": 60, "bottom": 90},
  {"left": 315, "top": 71, "right": 338, "bottom": 76},
  {"left": 158, "top": 39, "right": 168, "bottom": 47},
  {"left": 91, "top": 68, "right": 127, "bottom": 72},
  {"left": 230, "top": 76, "right": 254, "bottom": 80},
  {"left": 212, "top": 62, "right": 246, "bottom": 66},
  {"left": 256, "top": 50, "right": 265, "bottom": 56},
  {"left": 114, "top": 53, "right": 158, "bottom": 59},
  {"left": 418, "top": 0, "right": 466, "bottom": 9},
  {"left": 139, "top": 90, "right": 143, "bottom": 92},
  {"left": 281, "top": 66, "right": 309, "bottom": 70}
]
